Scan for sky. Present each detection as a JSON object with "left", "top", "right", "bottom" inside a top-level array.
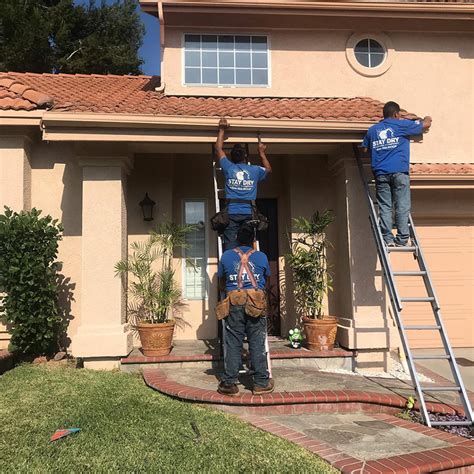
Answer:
[{"left": 74, "top": 0, "right": 161, "bottom": 76}]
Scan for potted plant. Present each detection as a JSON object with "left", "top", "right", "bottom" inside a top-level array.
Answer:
[
  {"left": 286, "top": 210, "right": 338, "bottom": 351},
  {"left": 115, "top": 222, "right": 195, "bottom": 356}
]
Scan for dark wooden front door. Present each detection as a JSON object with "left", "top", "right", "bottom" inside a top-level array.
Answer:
[{"left": 256, "top": 199, "right": 280, "bottom": 336}]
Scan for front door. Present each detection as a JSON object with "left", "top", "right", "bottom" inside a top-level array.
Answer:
[{"left": 256, "top": 199, "right": 280, "bottom": 336}]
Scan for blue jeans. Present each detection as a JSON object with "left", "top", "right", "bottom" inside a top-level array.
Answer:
[
  {"left": 223, "top": 214, "right": 252, "bottom": 251},
  {"left": 375, "top": 173, "right": 411, "bottom": 245},
  {"left": 221, "top": 304, "right": 269, "bottom": 388}
]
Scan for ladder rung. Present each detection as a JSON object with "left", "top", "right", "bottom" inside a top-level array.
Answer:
[
  {"left": 430, "top": 421, "right": 473, "bottom": 427},
  {"left": 405, "top": 325, "right": 441, "bottom": 330},
  {"left": 400, "top": 297, "right": 435, "bottom": 302},
  {"left": 421, "top": 386, "right": 461, "bottom": 392},
  {"left": 387, "top": 247, "right": 417, "bottom": 253},
  {"left": 393, "top": 271, "right": 427, "bottom": 276},
  {"left": 412, "top": 355, "right": 450, "bottom": 360}
]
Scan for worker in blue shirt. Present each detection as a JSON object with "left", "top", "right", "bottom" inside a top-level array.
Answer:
[
  {"left": 362, "top": 101, "right": 432, "bottom": 247},
  {"left": 215, "top": 118, "right": 272, "bottom": 250},
  {"left": 216, "top": 223, "right": 273, "bottom": 396}
]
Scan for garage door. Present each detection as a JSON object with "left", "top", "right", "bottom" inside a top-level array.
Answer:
[{"left": 395, "top": 221, "right": 474, "bottom": 348}]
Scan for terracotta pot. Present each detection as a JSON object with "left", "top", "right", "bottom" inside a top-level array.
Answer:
[
  {"left": 136, "top": 320, "right": 175, "bottom": 356},
  {"left": 302, "top": 316, "right": 338, "bottom": 351}
]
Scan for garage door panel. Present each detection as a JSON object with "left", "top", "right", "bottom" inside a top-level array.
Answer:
[{"left": 397, "top": 223, "right": 473, "bottom": 348}]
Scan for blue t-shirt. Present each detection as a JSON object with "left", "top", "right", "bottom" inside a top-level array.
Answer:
[
  {"left": 220, "top": 156, "right": 267, "bottom": 215},
  {"left": 362, "top": 118, "right": 424, "bottom": 176},
  {"left": 217, "top": 246, "right": 271, "bottom": 292}
]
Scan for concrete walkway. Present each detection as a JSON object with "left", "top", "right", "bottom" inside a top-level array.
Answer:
[{"left": 413, "top": 347, "right": 474, "bottom": 391}]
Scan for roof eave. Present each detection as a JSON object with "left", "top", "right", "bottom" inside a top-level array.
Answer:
[{"left": 40, "top": 112, "right": 374, "bottom": 143}]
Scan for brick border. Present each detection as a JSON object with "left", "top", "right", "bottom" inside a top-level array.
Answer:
[
  {"left": 143, "top": 368, "right": 465, "bottom": 416},
  {"left": 240, "top": 413, "right": 474, "bottom": 474},
  {"left": 122, "top": 347, "right": 353, "bottom": 364}
]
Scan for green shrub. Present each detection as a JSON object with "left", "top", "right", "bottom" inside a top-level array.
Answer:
[{"left": 0, "top": 207, "right": 63, "bottom": 356}]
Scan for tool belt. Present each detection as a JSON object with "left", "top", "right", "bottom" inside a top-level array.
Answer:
[
  {"left": 210, "top": 199, "right": 268, "bottom": 234},
  {"left": 216, "top": 289, "right": 267, "bottom": 320},
  {"left": 215, "top": 248, "right": 268, "bottom": 319}
]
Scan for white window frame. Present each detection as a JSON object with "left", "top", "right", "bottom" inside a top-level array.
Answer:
[
  {"left": 182, "top": 199, "right": 209, "bottom": 301},
  {"left": 182, "top": 32, "right": 272, "bottom": 88}
]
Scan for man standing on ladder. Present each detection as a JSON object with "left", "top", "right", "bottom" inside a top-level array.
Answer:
[
  {"left": 216, "top": 223, "right": 274, "bottom": 396},
  {"left": 361, "top": 101, "right": 432, "bottom": 247},
  {"left": 215, "top": 118, "right": 272, "bottom": 250}
]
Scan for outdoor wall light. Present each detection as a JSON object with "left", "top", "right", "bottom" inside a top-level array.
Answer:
[{"left": 139, "top": 193, "right": 156, "bottom": 222}]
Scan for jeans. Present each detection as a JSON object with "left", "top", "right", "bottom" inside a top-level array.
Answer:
[
  {"left": 375, "top": 172, "right": 411, "bottom": 245},
  {"left": 221, "top": 304, "right": 269, "bottom": 388},
  {"left": 223, "top": 214, "right": 253, "bottom": 251}
]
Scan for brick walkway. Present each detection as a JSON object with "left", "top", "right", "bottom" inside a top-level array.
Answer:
[{"left": 143, "top": 366, "right": 474, "bottom": 473}]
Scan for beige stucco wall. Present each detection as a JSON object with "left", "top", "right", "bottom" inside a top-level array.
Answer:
[
  {"left": 163, "top": 27, "right": 473, "bottom": 164},
  {"left": 30, "top": 142, "right": 83, "bottom": 346}
]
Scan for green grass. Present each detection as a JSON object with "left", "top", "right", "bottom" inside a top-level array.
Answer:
[{"left": 0, "top": 364, "right": 336, "bottom": 473}]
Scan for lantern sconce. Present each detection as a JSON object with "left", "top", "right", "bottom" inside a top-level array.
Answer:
[{"left": 139, "top": 192, "right": 156, "bottom": 222}]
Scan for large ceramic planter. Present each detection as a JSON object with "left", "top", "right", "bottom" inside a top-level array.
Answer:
[
  {"left": 137, "top": 320, "right": 175, "bottom": 356},
  {"left": 302, "top": 316, "right": 338, "bottom": 351}
]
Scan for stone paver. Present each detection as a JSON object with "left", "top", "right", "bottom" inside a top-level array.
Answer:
[
  {"left": 268, "top": 413, "right": 450, "bottom": 461},
  {"left": 160, "top": 365, "right": 465, "bottom": 406}
]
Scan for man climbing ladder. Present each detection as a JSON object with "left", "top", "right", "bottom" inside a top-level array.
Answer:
[
  {"left": 361, "top": 101, "right": 432, "bottom": 247},
  {"left": 214, "top": 118, "right": 272, "bottom": 250}
]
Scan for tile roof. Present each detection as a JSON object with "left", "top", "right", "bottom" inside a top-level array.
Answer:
[
  {"left": 0, "top": 76, "right": 54, "bottom": 111},
  {"left": 0, "top": 72, "right": 417, "bottom": 122},
  {"left": 411, "top": 163, "right": 474, "bottom": 175}
]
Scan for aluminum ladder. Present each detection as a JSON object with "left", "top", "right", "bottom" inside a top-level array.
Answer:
[
  {"left": 353, "top": 145, "right": 473, "bottom": 428},
  {"left": 212, "top": 143, "right": 272, "bottom": 378}
]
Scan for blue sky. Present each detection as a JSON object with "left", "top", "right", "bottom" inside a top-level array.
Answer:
[{"left": 74, "top": 0, "right": 161, "bottom": 76}]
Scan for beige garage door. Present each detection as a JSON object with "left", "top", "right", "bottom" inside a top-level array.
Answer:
[{"left": 395, "top": 221, "right": 474, "bottom": 349}]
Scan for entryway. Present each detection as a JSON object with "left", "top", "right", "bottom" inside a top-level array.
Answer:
[{"left": 256, "top": 198, "right": 280, "bottom": 336}]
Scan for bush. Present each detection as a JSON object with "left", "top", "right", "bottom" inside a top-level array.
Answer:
[{"left": 0, "top": 207, "right": 63, "bottom": 356}]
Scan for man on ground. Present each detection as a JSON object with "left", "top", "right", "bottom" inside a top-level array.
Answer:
[
  {"left": 215, "top": 118, "right": 272, "bottom": 250},
  {"left": 217, "top": 223, "right": 273, "bottom": 396},
  {"left": 362, "top": 101, "right": 432, "bottom": 247}
]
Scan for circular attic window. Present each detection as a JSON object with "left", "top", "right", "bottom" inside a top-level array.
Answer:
[{"left": 346, "top": 33, "right": 393, "bottom": 77}]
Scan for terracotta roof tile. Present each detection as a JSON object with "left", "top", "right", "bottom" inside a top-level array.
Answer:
[
  {"left": 411, "top": 163, "right": 474, "bottom": 175},
  {"left": 0, "top": 71, "right": 415, "bottom": 122},
  {"left": 0, "top": 75, "right": 54, "bottom": 111}
]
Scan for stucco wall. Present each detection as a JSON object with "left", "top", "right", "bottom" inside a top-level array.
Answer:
[
  {"left": 163, "top": 27, "right": 473, "bottom": 164},
  {"left": 30, "top": 142, "right": 82, "bottom": 346}
]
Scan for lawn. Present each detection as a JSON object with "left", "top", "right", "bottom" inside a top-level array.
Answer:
[{"left": 0, "top": 364, "right": 336, "bottom": 473}]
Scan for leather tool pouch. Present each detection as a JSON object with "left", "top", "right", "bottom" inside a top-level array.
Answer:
[
  {"left": 228, "top": 290, "right": 248, "bottom": 307},
  {"left": 245, "top": 289, "right": 267, "bottom": 318},
  {"left": 210, "top": 207, "right": 229, "bottom": 234},
  {"left": 215, "top": 296, "right": 230, "bottom": 320}
]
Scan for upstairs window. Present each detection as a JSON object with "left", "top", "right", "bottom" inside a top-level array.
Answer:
[
  {"left": 354, "top": 39, "right": 386, "bottom": 68},
  {"left": 184, "top": 34, "right": 269, "bottom": 87}
]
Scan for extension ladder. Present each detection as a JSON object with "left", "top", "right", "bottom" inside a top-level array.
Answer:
[
  {"left": 211, "top": 143, "right": 273, "bottom": 378},
  {"left": 353, "top": 145, "right": 473, "bottom": 428}
]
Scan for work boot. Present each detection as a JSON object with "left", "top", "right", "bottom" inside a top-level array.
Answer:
[
  {"left": 217, "top": 382, "right": 239, "bottom": 396},
  {"left": 252, "top": 378, "right": 275, "bottom": 395}
]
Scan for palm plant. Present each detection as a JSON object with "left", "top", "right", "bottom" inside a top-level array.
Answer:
[
  {"left": 115, "top": 222, "right": 196, "bottom": 325},
  {"left": 286, "top": 210, "right": 334, "bottom": 319}
]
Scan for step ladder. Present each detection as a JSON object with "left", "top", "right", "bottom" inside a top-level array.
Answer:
[
  {"left": 353, "top": 145, "right": 473, "bottom": 428},
  {"left": 211, "top": 143, "right": 272, "bottom": 378}
]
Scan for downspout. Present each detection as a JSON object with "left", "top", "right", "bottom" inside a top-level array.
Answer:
[{"left": 155, "top": 1, "right": 166, "bottom": 93}]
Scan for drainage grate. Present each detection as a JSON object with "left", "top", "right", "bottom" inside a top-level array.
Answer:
[{"left": 456, "top": 358, "right": 474, "bottom": 367}]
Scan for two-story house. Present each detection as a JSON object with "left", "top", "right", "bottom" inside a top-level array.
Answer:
[{"left": 0, "top": 0, "right": 472, "bottom": 369}]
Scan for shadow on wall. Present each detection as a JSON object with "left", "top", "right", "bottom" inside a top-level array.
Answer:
[{"left": 56, "top": 271, "right": 75, "bottom": 351}]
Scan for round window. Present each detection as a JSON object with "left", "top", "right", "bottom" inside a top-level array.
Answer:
[{"left": 354, "top": 39, "right": 386, "bottom": 68}]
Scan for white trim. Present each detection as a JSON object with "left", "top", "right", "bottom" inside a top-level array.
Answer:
[
  {"left": 182, "top": 198, "right": 209, "bottom": 301},
  {"left": 182, "top": 32, "right": 272, "bottom": 88}
]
